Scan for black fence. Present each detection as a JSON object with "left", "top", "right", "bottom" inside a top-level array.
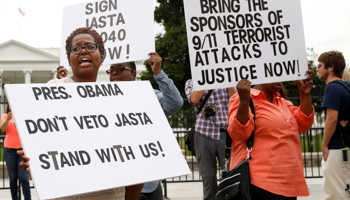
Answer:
[
  {"left": 0, "top": 128, "right": 324, "bottom": 198},
  {"left": 0, "top": 96, "right": 325, "bottom": 198},
  {"left": 161, "top": 127, "right": 324, "bottom": 197}
]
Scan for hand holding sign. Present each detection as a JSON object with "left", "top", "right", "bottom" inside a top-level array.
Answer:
[
  {"left": 57, "top": 66, "right": 68, "bottom": 79},
  {"left": 295, "top": 69, "right": 313, "bottom": 95},
  {"left": 148, "top": 52, "right": 162, "bottom": 76},
  {"left": 18, "top": 150, "right": 32, "bottom": 181},
  {"left": 236, "top": 79, "right": 252, "bottom": 125}
]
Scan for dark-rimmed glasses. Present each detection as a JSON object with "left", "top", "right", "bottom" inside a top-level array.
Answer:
[
  {"left": 106, "top": 66, "right": 134, "bottom": 75},
  {"left": 316, "top": 64, "right": 325, "bottom": 69},
  {"left": 69, "top": 43, "right": 98, "bottom": 55}
]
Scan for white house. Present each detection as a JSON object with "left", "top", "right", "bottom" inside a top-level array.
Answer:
[{"left": 0, "top": 39, "right": 146, "bottom": 113}]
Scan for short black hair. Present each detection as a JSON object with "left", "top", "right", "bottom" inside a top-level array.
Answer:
[
  {"left": 128, "top": 61, "right": 136, "bottom": 71},
  {"left": 65, "top": 27, "right": 105, "bottom": 62}
]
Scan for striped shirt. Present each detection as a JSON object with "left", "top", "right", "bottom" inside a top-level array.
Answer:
[{"left": 185, "top": 79, "right": 230, "bottom": 140}]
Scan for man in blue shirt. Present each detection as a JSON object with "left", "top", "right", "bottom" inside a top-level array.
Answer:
[{"left": 316, "top": 50, "right": 350, "bottom": 199}]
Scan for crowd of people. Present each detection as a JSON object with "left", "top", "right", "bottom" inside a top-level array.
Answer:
[{"left": 0, "top": 26, "right": 349, "bottom": 200}]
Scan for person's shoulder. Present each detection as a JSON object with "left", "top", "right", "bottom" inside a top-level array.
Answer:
[
  {"left": 185, "top": 79, "right": 193, "bottom": 88},
  {"left": 327, "top": 80, "right": 350, "bottom": 92},
  {"left": 345, "top": 81, "right": 350, "bottom": 87},
  {"left": 325, "top": 81, "right": 341, "bottom": 91}
]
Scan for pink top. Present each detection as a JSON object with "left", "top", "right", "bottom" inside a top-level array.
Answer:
[
  {"left": 227, "top": 89, "right": 314, "bottom": 197},
  {"left": 1, "top": 113, "right": 22, "bottom": 149}
]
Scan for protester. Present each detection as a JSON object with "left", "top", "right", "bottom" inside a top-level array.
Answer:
[
  {"left": 106, "top": 53, "right": 183, "bottom": 200},
  {"left": 18, "top": 27, "right": 142, "bottom": 200},
  {"left": 184, "top": 80, "right": 235, "bottom": 200},
  {"left": 316, "top": 50, "right": 350, "bottom": 199},
  {"left": 227, "top": 70, "right": 314, "bottom": 200},
  {"left": 1, "top": 103, "right": 31, "bottom": 200},
  {"left": 55, "top": 51, "right": 183, "bottom": 200}
]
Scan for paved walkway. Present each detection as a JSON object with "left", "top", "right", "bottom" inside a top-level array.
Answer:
[
  {"left": 165, "top": 178, "right": 325, "bottom": 200},
  {"left": 0, "top": 178, "right": 325, "bottom": 200}
]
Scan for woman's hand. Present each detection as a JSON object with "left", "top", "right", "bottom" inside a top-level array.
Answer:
[
  {"left": 6, "top": 112, "right": 12, "bottom": 121},
  {"left": 1, "top": 112, "right": 13, "bottom": 132},
  {"left": 237, "top": 79, "right": 251, "bottom": 103},
  {"left": 17, "top": 150, "right": 31, "bottom": 172},
  {"left": 236, "top": 79, "right": 251, "bottom": 125},
  {"left": 295, "top": 70, "right": 313, "bottom": 95},
  {"left": 295, "top": 70, "right": 313, "bottom": 116},
  {"left": 57, "top": 66, "right": 68, "bottom": 79}
]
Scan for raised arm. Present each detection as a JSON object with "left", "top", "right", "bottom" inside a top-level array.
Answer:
[
  {"left": 1, "top": 112, "right": 12, "bottom": 132},
  {"left": 149, "top": 52, "right": 183, "bottom": 116},
  {"left": 236, "top": 80, "right": 251, "bottom": 125},
  {"left": 295, "top": 70, "right": 313, "bottom": 116}
]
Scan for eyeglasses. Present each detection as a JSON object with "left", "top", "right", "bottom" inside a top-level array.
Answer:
[
  {"left": 106, "top": 66, "right": 134, "bottom": 75},
  {"left": 316, "top": 64, "right": 325, "bottom": 69},
  {"left": 69, "top": 43, "right": 98, "bottom": 55}
]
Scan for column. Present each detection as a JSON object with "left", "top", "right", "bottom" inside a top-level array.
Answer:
[
  {"left": 23, "top": 70, "right": 32, "bottom": 84},
  {"left": 52, "top": 69, "right": 57, "bottom": 79}
]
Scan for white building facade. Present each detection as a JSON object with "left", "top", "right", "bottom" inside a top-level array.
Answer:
[{"left": 0, "top": 39, "right": 146, "bottom": 113}]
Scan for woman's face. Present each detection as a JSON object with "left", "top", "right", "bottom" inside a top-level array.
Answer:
[
  {"left": 264, "top": 82, "right": 282, "bottom": 94},
  {"left": 109, "top": 62, "right": 136, "bottom": 82},
  {"left": 68, "top": 33, "right": 104, "bottom": 79}
]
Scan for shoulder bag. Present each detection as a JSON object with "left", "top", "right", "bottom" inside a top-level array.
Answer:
[
  {"left": 216, "top": 98, "right": 255, "bottom": 200},
  {"left": 186, "top": 90, "right": 213, "bottom": 156}
]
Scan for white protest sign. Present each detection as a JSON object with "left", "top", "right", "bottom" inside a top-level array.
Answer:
[
  {"left": 5, "top": 81, "right": 190, "bottom": 200},
  {"left": 184, "top": 0, "right": 308, "bottom": 90},
  {"left": 60, "top": 0, "right": 155, "bottom": 67}
]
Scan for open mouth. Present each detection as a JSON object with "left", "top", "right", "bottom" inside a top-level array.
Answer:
[{"left": 80, "top": 58, "right": 91, "bottom": 66}]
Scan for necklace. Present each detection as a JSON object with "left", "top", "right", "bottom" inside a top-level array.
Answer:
[{"left": 71, "top": 76, "right": 78, "bottom": 82}]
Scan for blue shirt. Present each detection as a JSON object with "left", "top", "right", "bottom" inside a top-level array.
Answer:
[
  {"left": 153, "top": 70, "right": 183, "bottom": 116},
  {"left": 142, "top": 70, "right": 183, "bottom": 193},
  {"left": 322, "top": 80, "right": 350, "bottom": 149}
]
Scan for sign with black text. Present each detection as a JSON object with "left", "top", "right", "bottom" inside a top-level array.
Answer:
[
  {"left": 60, "top": 0, "right": 155, "bottom": 67},
  {"left": 5, "top": 81, "right": 190, "bottom": 199},
  {"left": 184, "top": 0, "right": 308, "bottom": 90}
]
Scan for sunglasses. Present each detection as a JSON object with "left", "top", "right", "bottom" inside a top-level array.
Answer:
[
  {"left": 316, "top": 64, "right": 325, "bottom": 69},
  {"left": 106, "top": 66, "right": 134, "bottom": 75}
]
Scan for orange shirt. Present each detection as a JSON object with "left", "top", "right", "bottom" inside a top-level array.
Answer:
[
  {"left": 1, "top": 113, "right": 22, "bottom": 149},
  {"left": 227, "top": 89, "right": 314, "bottom": 197}
]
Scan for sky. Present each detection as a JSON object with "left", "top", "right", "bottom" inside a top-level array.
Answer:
[{"left": 0, "top": 0, "right": 350, "bottom": 67}]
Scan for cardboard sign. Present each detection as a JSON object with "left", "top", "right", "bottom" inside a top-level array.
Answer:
[
  {"left": 5, "top": 81, "right": 190, "bottom": 199},
  {"left": 60, "top": 0, "right": 155, "bottom": 67},
  {"left": 184, "top": 0, "right": 308, "bottom": 90}
]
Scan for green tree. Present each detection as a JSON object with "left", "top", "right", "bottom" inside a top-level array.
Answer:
[
  {"left": 139, "top": 0, "right": 190, "bottom": 97},
  {"left": 283, "top": 47, "right": 325, "bottom": 120}
]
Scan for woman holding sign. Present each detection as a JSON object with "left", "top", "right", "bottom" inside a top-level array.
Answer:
[
  {"left": 227, "top": 71, "right": 314, "bottom": 200},
  {"left": 18, "top": 27, "right": 142, "bottom": 200},
  {"left": 1, "top": 103, "right": 31, "bottom": 200}
]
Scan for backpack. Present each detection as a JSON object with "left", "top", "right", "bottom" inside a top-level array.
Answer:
[{"left": 333, "top": 80, "right": 350, "bottom": 147}]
